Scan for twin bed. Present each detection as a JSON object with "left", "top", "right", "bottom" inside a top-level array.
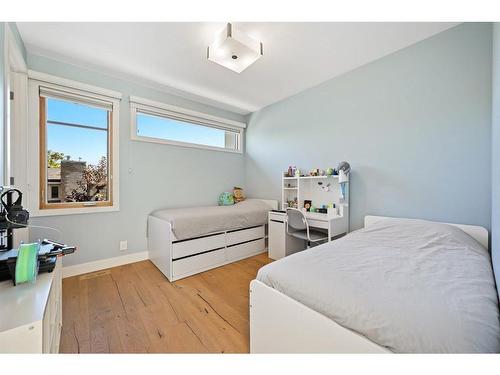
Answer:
[
  {"left": 250, "top": 216, "right": 500, "bottom": 353},
  {"left": 147, "top": 199, "right": 277, "bottom": 281}
]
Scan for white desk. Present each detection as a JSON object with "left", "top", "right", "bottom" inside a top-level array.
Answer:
[
  {"left": 302, "top": 211, "right": 347, "bottom": 242},
  {"left": 268, "top": 207, "right": 349, "bottom": 260}
]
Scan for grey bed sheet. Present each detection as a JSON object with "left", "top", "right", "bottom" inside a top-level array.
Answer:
[
  {"left": 151, "top": 199, "right": 270, "bottom": 240},
  {"left": 256, "top": 218, "right": 500, "bottom": 353}
]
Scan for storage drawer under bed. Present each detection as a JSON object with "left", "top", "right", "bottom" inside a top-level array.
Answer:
[
  {"left": 171, "top": 238, "right": 266, "bottom": 280},
  {"left": 226, "top": 225, "right": 265, "bottom": 246},
  {"left": 172, "top": 233, "right": 225, "bottom": 260},
  {"left": 172, "top": 248, "right": 226, "bottom": 279},
  {"left": 169, "top": 225, "right": 266, "bottom": 280},
  {"left": 227, "top": 238, "right": 266, "bottom": 261}
]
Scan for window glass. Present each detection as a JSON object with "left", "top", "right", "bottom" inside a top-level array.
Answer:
[
  {"left": 136, "top": 111, "right": 239, "bottom": 151},
  {"left": 47, "top": 98, "right": 108, "bottom": 129},
  {"left": 42, "top": 97, "right": 111, "bottom": 206}
]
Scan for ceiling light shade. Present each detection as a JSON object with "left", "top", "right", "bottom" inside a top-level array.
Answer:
[{"left": 207, "top": 23, "right": 263, "bottom": 73}]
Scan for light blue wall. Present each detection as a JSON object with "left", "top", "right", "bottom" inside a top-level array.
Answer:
[
  {"left": 245, "top": 23, "right": 492, "bottom": 232},
  {"left": 492, "top": 23, "right": 500, "bottom": 296},
  {"left": 27, "top": 54, "right": 246, "bottom": 267},
  {"left": 7, "top": 23, "right": 26, "bottom": 62}
]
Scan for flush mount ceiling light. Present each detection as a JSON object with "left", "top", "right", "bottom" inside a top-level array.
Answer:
[{"left": 207, "top": 23, "right": 263, "bottom": 73}]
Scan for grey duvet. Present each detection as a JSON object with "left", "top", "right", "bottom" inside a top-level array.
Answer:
[
  {"left": 151, "top": 199, "right": 270, "bottom": 240},
  {"left": 256, "top": 218, "right": 500, "bottom": 353}
]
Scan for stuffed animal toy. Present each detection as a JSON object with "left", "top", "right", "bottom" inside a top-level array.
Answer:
[
  {"left": 233, "top": 186, "right": 246, "bottom": 203},
  {"left": 218, "top": 192, "right": 234, "bottom": 206}
]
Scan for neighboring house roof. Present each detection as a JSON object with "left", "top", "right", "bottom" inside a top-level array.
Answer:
[{"left": 48, "top": 167, "right": 61, "bottom": 181}]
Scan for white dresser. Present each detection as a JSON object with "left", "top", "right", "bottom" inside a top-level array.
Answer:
[{"left": 0, "top": 258, "right": 62, "bottom": 353}]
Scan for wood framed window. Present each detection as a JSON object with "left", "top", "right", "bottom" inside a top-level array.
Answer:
[{"left": 28, "top": 72, "right": 121, "bottom": 216}]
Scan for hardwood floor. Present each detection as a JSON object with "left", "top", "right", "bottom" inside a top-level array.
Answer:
[{"left": 59, "top": 253, "right": 272, "bottom": 353}]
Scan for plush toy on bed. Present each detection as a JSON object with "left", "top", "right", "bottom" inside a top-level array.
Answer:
[
  {"left": 233, "top": 186, "right": 246, "bottom": 203},
  {"left": 218, "top": 192, "right": 235, "bottom": 206}
]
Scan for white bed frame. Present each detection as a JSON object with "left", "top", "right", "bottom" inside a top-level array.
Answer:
[
  {"left": 148, "top": 199, "right": 278, "bottom": 281},
  {"left": 249, "top": 215, "right": 489, "bottom": 353}
]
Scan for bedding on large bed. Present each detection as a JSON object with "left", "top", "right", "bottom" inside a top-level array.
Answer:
[
  {"left": 256, "top": 218, "right": 500, "bottom": 353},
  {"left": 150, "top": 199, "right": 270, "bottom": 240}
]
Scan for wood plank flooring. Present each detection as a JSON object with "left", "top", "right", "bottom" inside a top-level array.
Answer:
[{"left": 59, "top": 253, "right": 272, "bottom": 353}]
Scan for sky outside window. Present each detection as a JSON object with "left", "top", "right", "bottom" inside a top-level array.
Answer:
[
  {"left": 136, "top": 112, "right": 226, "bottom": 148},
  {"left": 46, "top": 98, "right": 108, "bottom": 165}
]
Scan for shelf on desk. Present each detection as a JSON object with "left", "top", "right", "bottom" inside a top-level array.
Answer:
[{"left": 283, "top": 175, "right": 339, "bottom": 180}]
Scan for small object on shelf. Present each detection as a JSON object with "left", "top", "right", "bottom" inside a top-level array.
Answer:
[
  {"left": 15, "top": 243, "right": 39, "bottom": 285},
  {"left": 310, "top": 206, "right": 316, "bottom": 213},
  {"left": 337, "top": 161, "right": 351, "bottom": 201},
  {"left": 326, "top": 167, "right": 334, "bottom": 176},
  {"left": 309, "top": 168, "right": 320, "bottom": 176},
  {"left": 295, "top": 168, "right": 301, "bottom": 177},
  {"left": 318, "top": 181, "right": 331, "bottom": 192},
  {"left": 285, "top": 165, "right": 298, "bottom": 177},
  {"left": 304, "top": 200, "right": 312, "bottom": 212},
  {"left": 317, "top": 208, "right": 327, "bottom": 214},
  {"left": 337, "top": 161, "right": 351, "bottom": 175}
]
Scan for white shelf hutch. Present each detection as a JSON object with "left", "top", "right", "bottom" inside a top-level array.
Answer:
[
  {"left": 281, "top": 174, "right": 349, "bottom": 219},
  {"left": 267, "top": 172, "right": 351, "bottom": 260}
]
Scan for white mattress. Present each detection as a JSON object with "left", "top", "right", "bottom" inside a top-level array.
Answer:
[
  {"left": 150, "top": 199, "right": 271, "bottom": 240},
  {"left": 257, "top": 218, "right": 500, "bottom": 353}
]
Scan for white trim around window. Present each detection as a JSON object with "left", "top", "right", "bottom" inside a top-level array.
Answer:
[
  {"left": 27, "top": 71, "right": 121, "bottom": 217},
  {"left": 130, "top": 96, "right": 245, "bottom": 154}
]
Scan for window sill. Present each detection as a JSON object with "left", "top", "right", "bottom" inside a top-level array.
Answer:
[{"left": 30, "top": 204, "right": 120, "bottom": 217}]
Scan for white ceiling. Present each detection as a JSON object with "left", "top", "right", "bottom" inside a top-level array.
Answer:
[{"left": 17, "top": 22, "right": 459, "bottom": 115}]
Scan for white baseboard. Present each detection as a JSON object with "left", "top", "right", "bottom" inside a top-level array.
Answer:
[{"left": 62, "top": 251, "right": 149, "bottom": 278}]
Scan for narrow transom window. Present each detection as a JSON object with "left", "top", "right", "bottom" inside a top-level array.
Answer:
[{"left": 130, "top": 97, "right": 245, "bottom": 153}]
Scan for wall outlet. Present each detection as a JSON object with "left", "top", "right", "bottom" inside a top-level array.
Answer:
[{"left": 119, "top": 240, "right": 128, "bottom": 251}]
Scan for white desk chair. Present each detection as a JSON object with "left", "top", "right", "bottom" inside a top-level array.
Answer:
[{"left": 286, "top": 208, "right": 329, "bottom": 248}]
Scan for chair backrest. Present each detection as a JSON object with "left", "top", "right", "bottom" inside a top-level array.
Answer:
[{"left": 286, "top": 208, "right": 307, "bottom": 231}]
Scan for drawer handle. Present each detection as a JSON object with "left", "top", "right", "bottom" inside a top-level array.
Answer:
[{"left": 270, "top": 219, "right": 284, "bottom": 223}]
